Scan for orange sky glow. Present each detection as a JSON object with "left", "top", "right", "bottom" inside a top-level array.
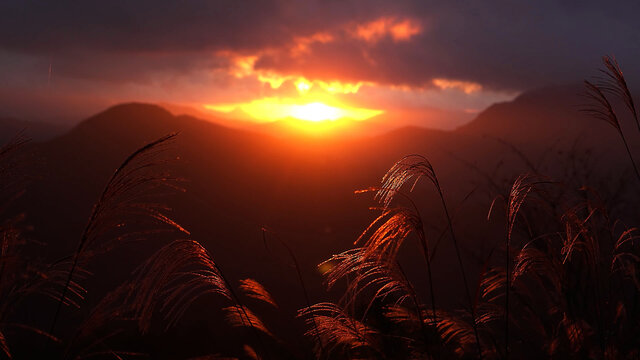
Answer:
[
  {"left": 204, "top": 71, "right": 382, "bottom": 123},
  {"left": 196, "top": 16, "right": 512, "bottom": 129},
  {"left": 202, "top": 17, "right": 423, "bottom": 124},
  {"left": 0, "top": 14, "right": 517, "bottom": 130},
  {"left": 2, "top": 3, "right": 629, "bottom": 131}
]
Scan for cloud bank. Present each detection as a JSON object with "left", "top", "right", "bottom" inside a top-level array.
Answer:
[{"left": 1, "top": 0, "right": 638, "bottom": 125}]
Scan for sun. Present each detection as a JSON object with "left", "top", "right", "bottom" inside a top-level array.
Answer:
[
  {"left": 290, "top": 102, "right": 342, "bottom": 122},
  {"left": 204, "top": 98, "right": 382, "bottom": 124}
]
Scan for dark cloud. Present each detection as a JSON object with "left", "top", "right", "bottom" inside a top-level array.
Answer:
[
  {"left": 258, "top": 1, "right": 640, "bottom": 91},
  {"left": 1, "top": 0, "right": 640, "bottom": 107},
  {"left": 0, "top": 1, "right": 289, "bottom": 53},
  {"left": 0, "top": 0, "right": 389, "bottom": 53},
  {"left": 50, "top": 51, "right": 230, "bottom": 84}
]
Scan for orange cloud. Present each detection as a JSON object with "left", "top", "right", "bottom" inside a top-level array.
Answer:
[
  {"left": 291, "top": 32, "right": 334, "bottom": 57},
  {"left": 257, "top": 73, "right": 288, "bottom": 88},
  {"left": 353, "top": 17, "right": 422, "bottom": 43},
  {"left": 232, "top": 59, "right": 366, "bottom": 95},
  {"left": 229, "top": 55, "right": 258, "bottom": 78},
  {"left": 317, "top": 80, "right": 363, "bottom": 94},
  {"left": 432, "top": 78, "right": 482, "bottom": 94}
]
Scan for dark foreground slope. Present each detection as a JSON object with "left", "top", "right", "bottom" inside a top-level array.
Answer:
[{"left": 6, "top": 85, "right": 638, "bottom": 358}]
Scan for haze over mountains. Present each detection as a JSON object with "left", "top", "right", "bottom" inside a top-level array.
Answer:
[
  {"left": 3, "top": 83, "right": 637, "bottom": 357},
  {"left": 0, "top": 117, "right": 68, "bottom": 143}
]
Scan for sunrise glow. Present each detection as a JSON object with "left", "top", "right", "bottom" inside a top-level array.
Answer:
[
  {"left": 196, "top": 16, "right": 508, "bottom": 132},
  {"left": 290, "top": 102, "right": 341, "bottom": 122},
  {"left": 204, "top": 98, "right": 382, "bottom": 123},
  {"left": 215, "top": 61, "right": 380, "bottom": 126}
]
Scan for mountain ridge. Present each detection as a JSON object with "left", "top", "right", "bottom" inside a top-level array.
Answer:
[{"left": 0, "top": 83, "right": 603, "bottom": 148}]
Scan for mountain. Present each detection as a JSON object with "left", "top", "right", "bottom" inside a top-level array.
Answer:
[
  {"left": 6, "top": 85, "right": 638, "bottom": 358},
  {"left": 457, "top": 84, "right": 617, "bottom": 142}
]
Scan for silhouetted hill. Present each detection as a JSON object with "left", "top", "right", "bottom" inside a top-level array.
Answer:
[{"left": 457, "top": 84, "right": 613, "bottom": 141}]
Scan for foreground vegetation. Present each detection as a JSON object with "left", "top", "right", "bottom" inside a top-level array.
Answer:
[{"left": 1, "top": 56, "right": 640, "bottom": 359}]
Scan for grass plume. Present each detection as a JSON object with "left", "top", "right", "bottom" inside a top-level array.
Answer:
[
  {"left": 377, "top": 154, "right": 483, "bottom": 357},
  {"left": 51, "top": 133, "right": 187, "bottom": 334},
  {"left": 583, "top": 58, "right": 640, "bottom": 183}
]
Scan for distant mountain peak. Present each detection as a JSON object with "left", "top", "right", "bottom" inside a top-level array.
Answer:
[
  {"left": 90, "top": 102, "right": 173, "bottom": 121},
  {"left": 58, "top": 102, "right": 186, "bottom": 146},
  {"left": 455, "top": 83, "right": 599, "bottom": 142}
]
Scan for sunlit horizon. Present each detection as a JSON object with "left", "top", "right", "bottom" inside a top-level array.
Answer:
[{"left": 204, "top": 99, "right": 383, "bottom": 123}]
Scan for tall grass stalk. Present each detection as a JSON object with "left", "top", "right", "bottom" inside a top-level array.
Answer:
[
  {"left": 378, "top": 155, "right": 483, "bottom": 358},
  {"left": 599, "top": 55, "right": 640, "bottom": 132},
  {"left": 207, "top": 250, "right": 272, "bottom": 360},
  {"left": 584, "top": 56, "right": 640, "bottom": 183},
  {"left": 435, "top": 180, "right": 484, "bottom": 359},
  {"left": 261, "top": 227, "right": 326, "bottom": 356},
  {"left": 50, "top": 133, "right": 179, "bottom": 334},
  {"left": 361, "top": 187, "right": 439, "bottom": 328},
  {"left": 504, "top": 174, "right": 535, "bottom": 359}
]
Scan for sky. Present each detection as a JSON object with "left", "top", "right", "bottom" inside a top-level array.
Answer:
[{"left": 1, "top": 1, "right": 639, "bottom": 129}]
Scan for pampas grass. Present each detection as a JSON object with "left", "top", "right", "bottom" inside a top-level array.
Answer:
[
  {"left": 240, "top": 279, "right": 278, "bottom": 308},
  {"left": 377, "top": 154, "right": 484, "bottom": 357},
  {"left": 298, "top": 302, "right": 378, "bottom": 358},
  {"left": 51, "top": 133, "right": 188, "bottom": 333},
  {"left": 584, "top": 57, "right": 640, "bottom": 183},
  {"left": 297, "top": 55, "right": 640, "bottom": 359},
  {"left": 599, "top": 56, "right": 639, "bottom": 132}
]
